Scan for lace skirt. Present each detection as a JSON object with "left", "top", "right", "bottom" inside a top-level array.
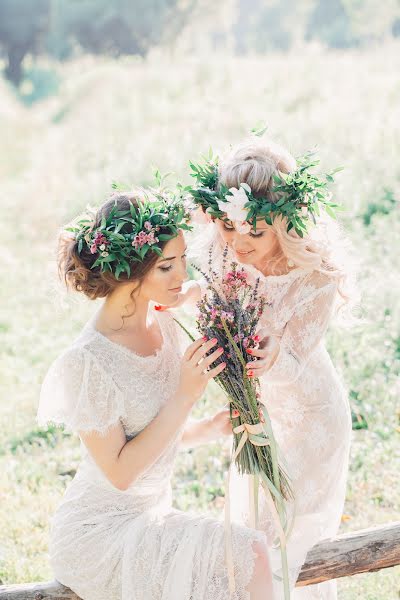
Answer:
[{"left": 49, "top": 479, "right": 270, "bottom": 600}]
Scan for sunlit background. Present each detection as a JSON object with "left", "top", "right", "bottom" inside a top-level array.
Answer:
[{"left": 0, "top": 0, "right": 399, "bottom": 596}]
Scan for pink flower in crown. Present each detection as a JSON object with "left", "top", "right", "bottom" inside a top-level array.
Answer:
[
  {"left": 132, "top": 231, "right": 146, "bottom": 249},
  {"left": 132, "top": 228, "right": 159, "bottom": 250},
  {"left": 90, "top": 231, "right": 109, "bottom": 254},
  {"left": 94, "top": 231, "right": 108, "bottom": 245},
  {"left": 144, "top": 221, "right": 153, "bottom": 231},
  {"left": 145, "top": 230, "right": 159, "bottom": 246}
]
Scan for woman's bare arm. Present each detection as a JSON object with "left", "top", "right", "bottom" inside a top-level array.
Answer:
[
  {"left": 79, "top": 336, "right": 226, "bottom": 491},
  {"left": 79, "top": 397, "right": 192, "bottom": 491}
]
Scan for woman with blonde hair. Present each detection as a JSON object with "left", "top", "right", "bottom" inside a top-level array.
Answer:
[
  {"left": 165, "top": 137, "right": 353, "bottom": 599},
  {"left": 37, "top": 189, "right": 275, "bottom": 600}
]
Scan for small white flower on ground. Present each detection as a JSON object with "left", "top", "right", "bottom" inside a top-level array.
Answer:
[{"left": 101, "top": 251, "right": 109, "bottom": 257}]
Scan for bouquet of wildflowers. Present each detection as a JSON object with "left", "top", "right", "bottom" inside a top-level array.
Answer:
[{"left": 178, "top": 246, "right": 293, "bottom": 598}]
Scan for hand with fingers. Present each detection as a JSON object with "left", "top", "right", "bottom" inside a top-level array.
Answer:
[
  {"left": 209, "top": 403, "right": 266, "bottom": 439},
  {"left": 209, "top": 408, "right": 237, "bottom": 437},
  {"left": 176, "top": 336, "right": 226, "bottom": 409},
  {"left": 245, "top": 328, "right": 280, "bottom": 379}
]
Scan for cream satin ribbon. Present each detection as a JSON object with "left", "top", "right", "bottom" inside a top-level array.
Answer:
[{"left": 224, "top": 421, "right": 287, "bottom": 595}]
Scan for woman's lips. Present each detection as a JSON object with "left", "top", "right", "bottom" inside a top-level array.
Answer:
[
  {"left": 169, "top": 286, "right": 182, "bottom": 292},
  {"left": 235, "top": 250, "right": 254, "bottom": 256}
]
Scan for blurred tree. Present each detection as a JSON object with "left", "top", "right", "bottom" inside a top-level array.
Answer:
[
  {"left": 0, "top": 0, "right": 50, "bottom": 85},
  {"left": 0, "top": 0, "right": 194, "bottom": 86},
  {"left": 47, "top": 0, "right": 194, "bottom": 60},
  {"left": 233, "top": 0, "right": 293, "bottom": 53},
  {"left": 344, "top": 0, "right": 400, "bottom": 42},
  {"left": 305, "top": 0, "right": 356, "bottom": 48}
]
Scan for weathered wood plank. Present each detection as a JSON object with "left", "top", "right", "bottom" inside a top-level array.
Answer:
[
  {"left": 296, "top": 520, "right": 400, "bottom": 586},
  {"left": 1, "top": 522, "right": 399, "bottom": 598}
]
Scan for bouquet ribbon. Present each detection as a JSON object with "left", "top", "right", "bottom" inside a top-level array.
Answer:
[{"left": 224, "top": 420, "right": 287, "bottom": 595}]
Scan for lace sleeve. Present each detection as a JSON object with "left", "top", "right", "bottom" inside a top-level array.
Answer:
[
  {"left": 262, "top": 272, "right": 338, "bottom": 386},
  {"left": 36, "top": 346, "right": 126, "bottom": 436}
]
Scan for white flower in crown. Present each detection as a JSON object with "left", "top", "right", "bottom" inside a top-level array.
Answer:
[
  {"left": 235, "top": 220, "right": 251, "bottom": 234},
  {"left": 217, "top": 183, "right": 252, "bottom": 234}
]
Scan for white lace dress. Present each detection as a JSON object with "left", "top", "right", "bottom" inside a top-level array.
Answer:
[
  {"left": 37, "top": 309, "right": 269, "bottom": 600},
  {"left": 197, "top": 239, "right": 352, "bottom": 600}
]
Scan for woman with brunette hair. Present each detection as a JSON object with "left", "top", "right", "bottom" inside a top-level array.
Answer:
[{"left": 37, "top": 189, "right": 274, "bottom": 600}]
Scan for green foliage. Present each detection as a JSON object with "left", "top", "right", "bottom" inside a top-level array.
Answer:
[
  {"left": 0, "top": 49, "right": 399, "bottom": 596},
  {"left": 362, "top": 187, "right": 398, "bottom": 227},
  {"left": 6, "top": 426, "right": 64, "bottom": 455},
  {"left": 67, "top": 193, "right": 191, "bottom": 279},
  {"left": 187, "top": 149, "right": 342, "bottom": 237},
  {"left": 0, "top": 0, "right": 193, "bottom": 86}
]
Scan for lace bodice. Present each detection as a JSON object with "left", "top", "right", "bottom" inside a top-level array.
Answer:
[
  {"left": 37, "top": 306, "right": 272, "bottom": 600},
  {"left": 199, "top": 235, "right": 340, "bottom": 387},
  {"left": 193, "top": 232, "right": 352, "bottom": 599},
  {"left": 37, "top": 309, "right": 186, "bottom": 499}
]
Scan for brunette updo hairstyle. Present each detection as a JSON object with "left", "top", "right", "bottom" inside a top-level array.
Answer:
[{"left": 58, "top": 191, "right": 170, "bottom": 300}]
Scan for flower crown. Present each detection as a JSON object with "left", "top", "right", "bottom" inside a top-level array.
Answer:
[
  {"left": 186, "top": 149, "right": 343, "bottom": 237},
  {"left": 65, "top": 189, "right": 192, "bottom": 279}
]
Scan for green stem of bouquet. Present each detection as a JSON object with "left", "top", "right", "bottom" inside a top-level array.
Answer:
[
  {"left": 173, "top": 317, "right": 196, "bottom": 342},
  {"left": 175, "top": 316, "right": 291, "bottom": 599},
  {"left": 260, "top": 404, "right": 291, "bottom": 600},
  {"left": 221, "top": 318, "right": 291, "bottom": 600}
]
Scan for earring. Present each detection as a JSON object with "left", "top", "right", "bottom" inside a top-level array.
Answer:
[{"left": 287, "top": 259, "right": 295, "bottom": 268}]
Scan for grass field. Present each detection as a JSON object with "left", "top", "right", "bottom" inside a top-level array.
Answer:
[{"left": 0, "top": 45, "right": 399, "bottom": 596}]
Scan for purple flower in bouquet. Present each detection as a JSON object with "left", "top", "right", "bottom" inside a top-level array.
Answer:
[{"left": 186, "top": 245, "right": 294, "bottom": 599}]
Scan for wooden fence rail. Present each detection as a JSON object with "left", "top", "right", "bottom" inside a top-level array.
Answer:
[{"left": 1, "top": 522, "right": 399, "bottom": 599}]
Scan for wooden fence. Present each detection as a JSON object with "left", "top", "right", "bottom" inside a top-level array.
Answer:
[{"left": 1, "top": 521, "right": 399, "bottom": 599}]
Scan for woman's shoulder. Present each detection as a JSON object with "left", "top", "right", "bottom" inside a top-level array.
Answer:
[
  {"left": 300, "top": 268, "right": 339, "bottom": 292},
  {"left": 44, "top": 324, "right": 118, "bottom": 382},
  {"left": 291, "top": 268, "right": 339, "bottom": 313},
  {"left": 38, "top": 338, "right": 126, "bottom": 435}
]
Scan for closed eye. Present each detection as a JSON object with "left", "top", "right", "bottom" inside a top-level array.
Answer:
[
  {"left": 159, "top": 252, "right": 187, "bottom": 272},
  {"left": 223, "top": 223, "right": 234, "bottom": 231},
  {"left": 224, "top": 223, "right": 264, "bottom": 237}
]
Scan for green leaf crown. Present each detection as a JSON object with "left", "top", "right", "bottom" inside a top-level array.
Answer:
[
  {"left": 65, "top": 189, "right": 192, "bottom": 279},
  {"left": 187, "top": 149, "right": 343, "bottom": 237}
]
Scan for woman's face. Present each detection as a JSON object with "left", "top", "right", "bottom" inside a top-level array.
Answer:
[
  {"left": 215, "top": 218, "right": 280, "bottom": 270},
  {"left": 140, "top": 230, "right": 188, "bottom": 305}
]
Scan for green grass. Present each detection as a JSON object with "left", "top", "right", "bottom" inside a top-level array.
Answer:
[{"left": 1, "top": 45, "right": 399, "bottom": 596}]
